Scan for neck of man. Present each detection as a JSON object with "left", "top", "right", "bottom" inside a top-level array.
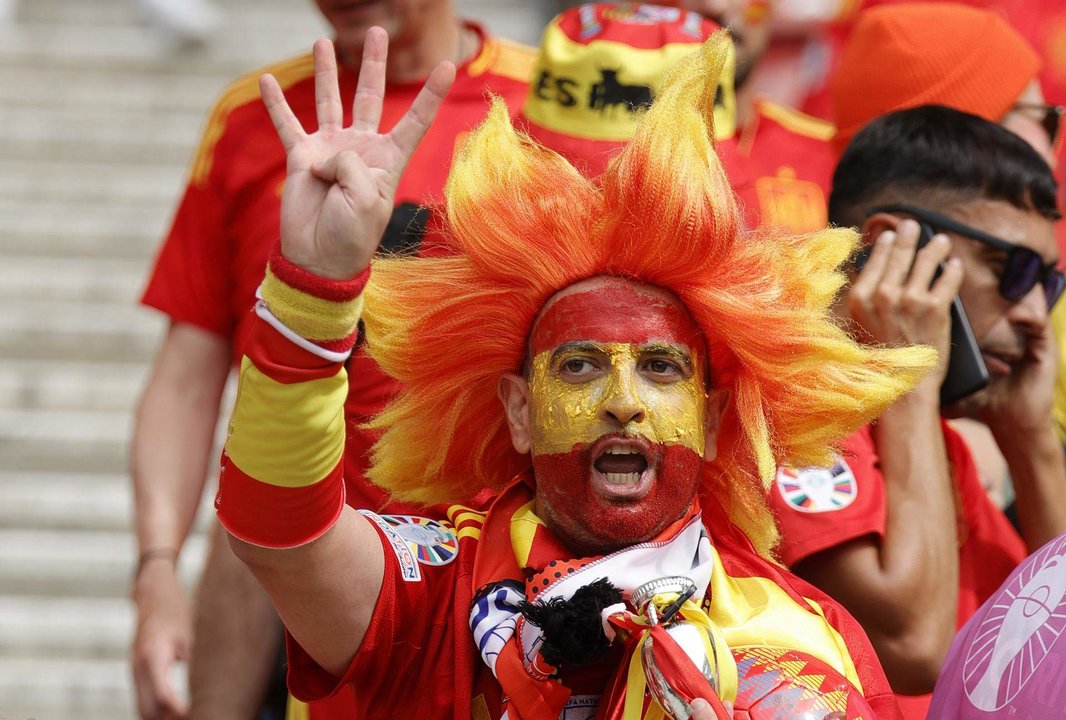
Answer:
[{"left": 337, "top": 10, "right": 479, "bottom": 84}]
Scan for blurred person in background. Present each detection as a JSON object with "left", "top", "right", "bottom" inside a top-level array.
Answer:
[
  {"left": 669, "top": 0, "right": 838, "bottom": 235},
  {"left": 771, "top": 105, "right": 1066, "bottom": 720},
  {"left": 130, "top": 1, "right": 534, "bottom": 717},
  {"left": 827, "top": 0, "right": 1066, "bottom": 513}
]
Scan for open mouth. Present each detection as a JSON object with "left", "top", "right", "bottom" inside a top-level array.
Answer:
[
  {"left": 594, "top": 446, "right": 649, "bottom": 485},
  {"left": 590, "top": 438, "right": 654, "bottom": 499}
]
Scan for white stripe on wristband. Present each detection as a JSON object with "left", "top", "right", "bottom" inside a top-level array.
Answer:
[{"left": 254, "top": 293, "right": 354, "bottom": 364}]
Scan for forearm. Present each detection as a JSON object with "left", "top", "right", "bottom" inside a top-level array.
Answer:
[
  {"left": 190, "top": 524, "right": 282, "bottom": 719},
  {"left": 863, "top": 389, "right": 960, "bottom": 685},
  {"left": 217, "top": 251, "right": 382, "bottom": 675},
  {"left": 131, "top": 324, "right": 230, "bottom": 555},
  {"left": 996, "top": 424, "right": 1066, "bottom": 551}
]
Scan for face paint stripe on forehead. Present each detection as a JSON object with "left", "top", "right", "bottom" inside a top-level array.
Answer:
[{"left": 530, "top": 281, "right": 704, "bottom": 357}]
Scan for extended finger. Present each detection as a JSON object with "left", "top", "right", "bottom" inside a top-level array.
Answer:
[
  {"left": 352, "top": 27, "right": 388, "bottom": 132},
  {"left": 260, "top": 74, "right": 305, "bottom": 152},
  {"left": 389, "top": 60, "right": 456, "bottom": 161},
  {"left": 880, "top": 219, "right": 922, "bottom": 287},
  {"left": 851, "top": 230, "right": 896, "bottom": 297},
  {"left": 930, "top": 257, "right": 965, "bottom": 304},
  {"left": 314, "top": 38, "right": 344, "bottom": 130},
  {"left": 906, "top": 233, "right": 952, "bottom": 294}
]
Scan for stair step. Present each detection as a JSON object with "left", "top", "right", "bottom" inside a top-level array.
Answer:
[
  {"left": 0, "top": 529, "right": 206, "bottom": 598},
  {"left": 0, "top": 596, "right": 133, "bottom": 660},
  {"left": 0, "top": 656, "right": 138, "bottom": 720},
  {"left": 1, "top": 65, "right": 228, "bottom": 115},
  {"left": 0, "top": 158, "right": 186, "bottom": 206},
  {"left": 1, "top": 19, "right": 324, "bottom": 76},
  {"left": 0, "top": 359, "right": 148, "bottom": 411},
  {"left": 0, "top": 201, "right": 167, "bottom": 259},
  {"left": 0, "top": 299, "right": 163, "bottom": 362},
  {"left": 0, "top": 255, "right": 148, "bottom": 303},
  {"left": 0, "top": 471, "right": 218, "bottom": 532},
  {"left": 0, "top": 407, "right": 131, "bottom": 473}
]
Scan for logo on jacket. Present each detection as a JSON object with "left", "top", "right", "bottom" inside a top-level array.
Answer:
[{"left": 776, "top": 459, "right": 857, "bottom": 513}]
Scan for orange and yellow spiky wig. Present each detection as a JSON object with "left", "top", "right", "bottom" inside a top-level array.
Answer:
[{"left": 362, "top": 32, "right": 936, "bottom": 557}]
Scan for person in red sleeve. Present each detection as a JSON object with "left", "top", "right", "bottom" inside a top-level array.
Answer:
[
  {"left": 215, "top": 28, "right": 942, "bottom": 720},
  {"left": 770, "top": 106, "right": 1066, "bottom": 720},
  {"left": 130, "top": 2, "right": 533, "bottom": 717},
  {"left": 667, "top": 0, "right": 837, "bottom": 234}
]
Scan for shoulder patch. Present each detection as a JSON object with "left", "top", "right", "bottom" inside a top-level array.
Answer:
[
  {"left": 379, "top": 515, "right": 460, "bottom": 566},
  {"left": 776, "top": 459, "right": 857, "bottom": 513},
  {"left": 359, "top": 510, "right": 421, "bottom": 581},
  {"left": 757, "top": 100, "right": 835, "bottom": 143}
]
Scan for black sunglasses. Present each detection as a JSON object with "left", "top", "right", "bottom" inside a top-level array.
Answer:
[
  {"left": 867, "top": 204, "right": 1065, "bottom": 310},
  {"left": 1011, "top": 102, "right": 1065, "bottom": 147}
]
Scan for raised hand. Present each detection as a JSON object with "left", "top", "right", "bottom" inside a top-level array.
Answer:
[
  {"left": 260, "top": 30, "right": 455, "bottom": 280},
  {"left": 845, "top": 220, "right": 963, "bottom": 388}
]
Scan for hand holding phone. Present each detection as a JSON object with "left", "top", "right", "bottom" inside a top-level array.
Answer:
[{"left": 851, "top": 220, "right": 988, "bottom": 407}]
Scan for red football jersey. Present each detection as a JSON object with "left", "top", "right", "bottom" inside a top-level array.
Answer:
[
  {"left": 140, "top": 25, "right": 535, "bottom": 513},
  {"left": 721, "top": 99, "right": 837, "bottom": 235},
  {"left": 770, "top": 421, "right": 1028, "bottom": 719}
]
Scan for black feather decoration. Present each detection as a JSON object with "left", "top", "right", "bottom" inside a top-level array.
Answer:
[{"left": 517, "top": 577, "right": 623, "bottom": 668}]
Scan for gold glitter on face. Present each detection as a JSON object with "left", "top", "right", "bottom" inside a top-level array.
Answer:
[{"left": 528, "top": 341, "right": 707, "bottom": 456}]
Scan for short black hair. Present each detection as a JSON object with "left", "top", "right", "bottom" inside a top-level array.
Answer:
[{"left": 829, "top": 105, "right": 1060, "bottom": 228}]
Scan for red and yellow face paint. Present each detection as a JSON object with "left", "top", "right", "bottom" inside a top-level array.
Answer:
[{"left": 526, "top": 279, "right": 711, "bottom": 554}]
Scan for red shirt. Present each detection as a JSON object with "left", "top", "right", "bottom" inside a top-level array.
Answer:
[
  {"left": 722, "top": 98, "right": 837, "bottom": 234},
  {"left": 284, "top": 503, "right": 903, "bottom": 720},
  {"left": 140, "top": 26, "right": 535, "bottom": 511},
  {"left": 770, "top": 422, "right": 1028, "bottom": 719}
]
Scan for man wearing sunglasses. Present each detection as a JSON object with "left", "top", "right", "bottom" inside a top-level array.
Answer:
[{"left": 770, "top": 105, "right": 1066, "bottom": 720}]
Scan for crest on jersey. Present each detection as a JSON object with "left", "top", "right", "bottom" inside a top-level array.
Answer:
[
  {"left": 379, "top": 515, "right": 460, "bottom": 566},
  {"left": 776, "top": 459, "right": 857, "bottom": 513}
]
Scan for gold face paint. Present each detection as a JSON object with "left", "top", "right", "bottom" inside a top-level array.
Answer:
[{"left": 528, "top": 341, "right": 707, "bottom": 457}]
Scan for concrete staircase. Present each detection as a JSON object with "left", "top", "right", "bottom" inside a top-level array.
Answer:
[{"left": 0, "top": 2, "right": 545, "bottom": 718}]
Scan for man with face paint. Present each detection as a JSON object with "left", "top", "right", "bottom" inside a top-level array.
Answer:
[
  {"left": 514, "top": 280, "right": 719, "bottom": 556},
  {"left": 214, "top": 26, "right": 935, "bottom": 720}
]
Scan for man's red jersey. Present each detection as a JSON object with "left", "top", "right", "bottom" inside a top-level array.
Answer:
[
  {"left": 140, "top": 25, "right": 535, "bottom": 510},
  {"left": 770, "top": 421, "right": 1028, "bottom": 719},
  {"left": 722, "top": 99, "right": 837, "bottom": 235}
]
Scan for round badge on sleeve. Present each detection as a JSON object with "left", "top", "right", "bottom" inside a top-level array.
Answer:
[
  {"left": 776, "top": 459, "right": 857, "bottom": 513},
  {"left": 379, "top": 515, "right": 460, "bottom": 566}
]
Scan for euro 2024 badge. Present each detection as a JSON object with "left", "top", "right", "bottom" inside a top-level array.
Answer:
[
  {"left": 380, "top": 515, "right": 460, "bottom": 567},
  {"left": 776, "top": 458, "right": 858, "bottom": 514}
]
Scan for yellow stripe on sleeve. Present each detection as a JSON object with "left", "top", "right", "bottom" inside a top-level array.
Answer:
[
  {"left": 190, "top": 53, "right": 315, "bottom": 186},
  {"left": 226, "top": 357, "right": 347, "bottom": 488}
]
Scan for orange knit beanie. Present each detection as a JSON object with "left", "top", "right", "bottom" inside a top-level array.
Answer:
[{"left": 831, "top": 2, "right": 1039, "bottom": 154}]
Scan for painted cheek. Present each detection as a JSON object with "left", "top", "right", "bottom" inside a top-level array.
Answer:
[
  {"left": 528, "top": 352, "right": 609, "bottom": 454},
  {"left": 638, "top": 377, "right": 706, "bottom": 455}
]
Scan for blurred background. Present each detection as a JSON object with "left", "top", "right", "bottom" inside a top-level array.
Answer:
[{"left": 0, "top": 1, "right": 551, "bottom": 717}]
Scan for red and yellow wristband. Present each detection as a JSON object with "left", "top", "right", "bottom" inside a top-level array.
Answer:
[{"left": 215, "top": 247, "right": 368, "bottom": 549}]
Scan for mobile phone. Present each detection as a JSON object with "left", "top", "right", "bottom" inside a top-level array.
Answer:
[{"left": 853, "top": 223, "right": 989, "bottom": 407}]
